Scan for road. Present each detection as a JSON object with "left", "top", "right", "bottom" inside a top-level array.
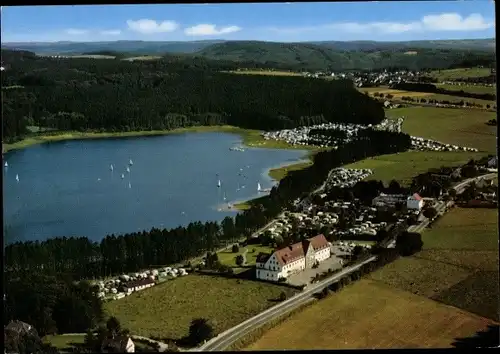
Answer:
[
  {"left": 194, "top": 172, "right": 496, "bottom": 351},
  {"left": 195, "top": 256, "right": 378, "bottom": 352}
]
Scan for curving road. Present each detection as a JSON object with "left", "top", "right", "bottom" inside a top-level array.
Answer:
[{"left": 193, "top": 172, "right": 496, "bottom": 352}]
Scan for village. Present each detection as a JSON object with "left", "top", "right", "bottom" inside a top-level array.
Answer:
[{"left": 262, "top": 118, "right": 479, "bottom": 153}]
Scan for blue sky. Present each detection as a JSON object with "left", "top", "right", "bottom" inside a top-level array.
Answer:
[{"left": 1, "top": 2, "right": 495, "bottom": 43}]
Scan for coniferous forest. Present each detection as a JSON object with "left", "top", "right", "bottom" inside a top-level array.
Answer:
[{"left": 1, "top": 49, "right": 383, "bottom": 142}]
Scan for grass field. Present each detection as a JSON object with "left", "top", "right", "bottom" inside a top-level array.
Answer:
[
  {"left": 436, "top": 83, "right": 496, "bottom": 95},
  {"left": 43, "top": 334, "right": 85, "bottom": 352},
  {"left": 359, "top": 87, "right": 433, "bottom": 98},
  {"left": 429, "top": 68, "right": 493, "bottom": 81},
  {"left": 423, "top": 93, "right": 495, "bottom": 108},
  {"left": 123, "top": 56, "right": 162, "bottom": 61},
  {"left": 386, "top": 106, "right": 497, "bottom": 153},
  {"left": 104, "top": 274, "right": 296, "bottom": 341},
  {"left": 2, "top": 125, "right": 317, "bottom": 153},
  {"left": 245, "top": 279, "right": 496, "bottom": 350},
  {"left": 369, "top": 208, "right": 499, "bottom": 321},
  {"left": 268, "top": 161, "right": 314, "bottom": 181},
  {"left": 344, "top": 151, "right": 486, "bottom": 186},
  {"left": 217, "top": 244, "right": 275, "bottom": 268}
]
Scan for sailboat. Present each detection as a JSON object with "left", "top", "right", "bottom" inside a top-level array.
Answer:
[
  {"left": 4, "top": 161, "right": 8, "bottom": 167},
  {"left": 129, "top": 159, "right": 133, "bottom": 166},
  {"left": 257, "top": 182, "right": 261, "bottom": 192},
  {"left": 128, "top": 182, "right": 131, "bottom": 189},
  {"left": 15, "top": 174, "right": 19, "bottom": 182},
  {"left": 217, "top": 179, "right": 221, "bottom": 188},
  {"left": 126, "top": 166, "right": 130, "bottom": 173},
  {"left": 110, "top": 164, "right": 114, "bottom": 172},
  {"left": 223, "top": 192, "right": 227, "bottom": 201},
  {"left": 121, "top": 174, "right": 125, "bottom": 179}
]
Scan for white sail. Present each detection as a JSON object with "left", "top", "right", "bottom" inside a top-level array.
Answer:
[
  {"left": 15, "top": 174, "right": 19, "bottom": 182},
  {"left": 129, "top": 159, "right": 133, "bottom": 166},
  {"left": 126, "top": 166, "right": 130, "bottom": 173},
  {"left": 257, "top": 182, "right": 261, "bottom": 191},
  {"left": 121, "top": 174, "right": 125, "bottom": 179},
  {"left": 128, "top": 182, "right": 131, "bottom": 189},
  {"left": 223, "top": 193, "right": 227, "bottom": 201},
  {"left": 110, "top": 164, "right": 114, "bottom": 171},
  {"left": 4, "top": 161, "right": 8, "bottom": 167},
  {"left": 217, "top": 179, "right": 221, "bottom": 188}
]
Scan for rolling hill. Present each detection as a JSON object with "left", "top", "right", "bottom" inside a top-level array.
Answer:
[{"left": 1, "top": 38, "right": 495, "bottom": 71}]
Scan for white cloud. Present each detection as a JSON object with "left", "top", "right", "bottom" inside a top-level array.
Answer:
[
  {"left": 126, "top": 19, "right": 179, "bottom": 34},
  {"left": 184, "top": 24, "right": 241, "bottom": 36},
  {"left": 65, "top": 29, "right": 89, "bottom": 36},
  {"left": 100, "top": 29, "right": 121, "bottom": 36},
  {"left": 270, "top": 12, "right": 494, "bottom": 35}
]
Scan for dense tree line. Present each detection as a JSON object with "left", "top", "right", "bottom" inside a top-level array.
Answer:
[
  {"left": 390, "top": 82, "right": 496, "bottom": 101},
  {"left": 4, "top": 274, "right": 105, "bottom": 337},
  {"left": 5, "top": 129, "right": 411, "bottom": 281},
  {"left": 1, "top": 49, "right": 384, "bottom": 141}
]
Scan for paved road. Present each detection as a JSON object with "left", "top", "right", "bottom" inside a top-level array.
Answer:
[
  {"left": 195, "top": 256, "right": 378, "bottom": 352},
  {"left": 194, "top": 172, "right": 496, "bottom": 352}
]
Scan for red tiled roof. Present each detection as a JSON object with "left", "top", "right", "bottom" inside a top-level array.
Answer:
[
  {"left": 274, "top": 234, "right": 328, "bottom": 266},
  {"left": 308, "top": 234, "right": 329, "bottom": 250},
  {"left": 412, "top": 193, "right": 423, "bottom": 201}
]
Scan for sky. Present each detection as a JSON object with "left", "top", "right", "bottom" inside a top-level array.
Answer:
[{"left": 1, "top": 2, "right": 496, "bottom": 43}]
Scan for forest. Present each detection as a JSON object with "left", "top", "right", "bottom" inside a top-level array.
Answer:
[
  {"left": 4, "top": 129, "right": 411, "bottom": 281},
  {"left": 1, "top": 49, "right": 384, "bottom": 142}
]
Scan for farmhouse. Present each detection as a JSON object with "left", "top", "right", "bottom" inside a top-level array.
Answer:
[
  {"left": 101, "top": 335, "right": 135, "bottom": 353},
  {"left": 256, "top": 234, "right": 330, "bottom": 282},
  {"left": 123, "top": 278, "right": 155, "bottom": 293},
  {"left": 406, "top": 193, "right": 424, "bottom": 210}
]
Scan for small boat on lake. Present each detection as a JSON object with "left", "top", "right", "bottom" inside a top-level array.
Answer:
[
  {"left": 110, "top": 164, "right": 114, "bottom": 171},
  {"left": 4, "top": 161, "right": 8, "bottom": 167},
  {"left": 129, "top": 159, "right": 133, "bottom": 166},
  {"left": 15, "top": 174, "right": 19, "bottom": 182},
  {"left": 126, "top": 166, "right": 130, "bottom": 173},
  {"left": 217, "top": 179, "right": 221, "bottom": 188},
  {"left": 121, "top": 174, "right": 125, "bottom": 179}
]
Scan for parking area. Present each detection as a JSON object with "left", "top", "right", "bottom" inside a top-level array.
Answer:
[{"left": 286, "top": 255, "right": 344, "bottom": 287}]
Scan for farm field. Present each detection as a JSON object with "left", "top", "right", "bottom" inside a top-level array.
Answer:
[
  {"left": 359, "top": 87, "right": 432, "bottom": 98},
  {"left": 386, "top": 106, "right": 497, "bottom": 153},
  {"left": 436, "top": 83, "right": 496, "bottom": 95},
  {"left": 245, "top": 279, "right": 496, "bottom": 350},
  {"left": 369, "top": 208, "right": 499, "bottom": 321},
  {"left": 429, "top": 67, "right": 493, "bottom": 81},
  {"left": 422, "top": 93, "right": 495, "bottom": 108},
  {"left": 344, "top": 151, "right": 486, "bottom": 186},
  {"left": 104, "top": 274, "right": 296, "bottom": 341}
]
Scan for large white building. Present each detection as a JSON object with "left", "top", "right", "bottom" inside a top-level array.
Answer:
[
  {"left": 255, "top": 234, "right": 331, "bottom": 282},
  {"left": 406, "top": 193, "right": 424, "bottom": 210}
]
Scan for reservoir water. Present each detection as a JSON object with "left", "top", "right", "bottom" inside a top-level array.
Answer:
[{"left": 3, "top": 132, "right": 308, "bottom": 244}]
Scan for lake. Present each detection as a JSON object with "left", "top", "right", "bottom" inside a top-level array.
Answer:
[{"left": 3, "top": 132, "right": 308, "bottom": 244}]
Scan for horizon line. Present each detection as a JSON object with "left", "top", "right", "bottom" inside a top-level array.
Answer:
[{"left": 1, "top": 37, "right": 495, "bottom": 45}]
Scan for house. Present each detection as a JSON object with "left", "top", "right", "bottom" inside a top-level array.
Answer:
[
  {"left": 101, "top": 336, "right": 135, "bottom": 353},
  {"left": 255, "top": 234, "right": 330, "bottom": 282},
  {"left": 487, "top": 156, "right": 497, "bottom": 168},
  {"left": 123, "top": 278, "right": 155, "bottom": 293},
  {"left": 406, "top": 193, "right": 424, "bottom": 210}
]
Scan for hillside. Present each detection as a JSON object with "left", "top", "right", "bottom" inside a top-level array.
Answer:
[
  {"left": 1, "top": 40, "right": 225, "bottom": 55},
  {"left": 198, "top": 41, "right": 495, "bottom": 71},
  {"left": 310, "top": 38, "right": 495, "bottom": 51}
]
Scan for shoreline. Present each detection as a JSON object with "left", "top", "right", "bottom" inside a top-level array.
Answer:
[
  {"left": 2, "top": 125, "right": 317, "bottom": 154},
  {"left": 4, "top": 125, "right": 321, "bottom": 212}
]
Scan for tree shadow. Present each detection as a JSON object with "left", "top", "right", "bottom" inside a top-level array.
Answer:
[{"left": 451, "top": 325, "right": 499, "bottom": 348}]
